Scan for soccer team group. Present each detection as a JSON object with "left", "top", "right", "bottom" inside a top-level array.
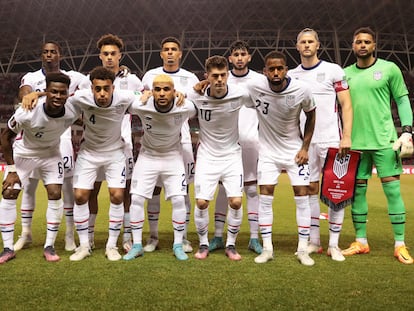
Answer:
[{"left": 0, "top": 26, "right": 413, "bottom": 265}]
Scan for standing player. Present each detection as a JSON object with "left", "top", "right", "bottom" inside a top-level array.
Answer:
[
  {"left": 123, "top": 74, "right": 196, "bottom": 261},
  {"left": 141, "top": 37, "right": 199, "bottom": 253},
  {"left": 289, "top": 28, "right": 353, "bottom": 262},
  {"left": 15, "top": 41, "right": 85, "bottom": 252},
  {"left": 209, "top": 40, "right": 262, "bottom": 254},
  {"left": 189, "top": 55, "right": 246, "bottom": 261},
  {"left": 79, "top": 34, "right": 144, "bottom": 253},
  {"left": 342, "top": 27, "right": 413, "bottom": 264},
  {"left": 0, "top": 72, "right": 79, "bottom": 264},
  {"left": 246, "top": 51, "right": 316, "bottom": 266}
]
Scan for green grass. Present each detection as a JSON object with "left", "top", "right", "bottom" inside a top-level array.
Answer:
[{"left": 0, "top": 173, "right": 413, "bottom": 310}]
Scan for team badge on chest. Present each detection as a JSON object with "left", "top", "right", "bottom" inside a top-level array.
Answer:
[
  {"left": 373, "top": 71, "right": 382, "bottom": 81},
  {"left": 286, "top": 95, "right": 296, "bottom": 107}
]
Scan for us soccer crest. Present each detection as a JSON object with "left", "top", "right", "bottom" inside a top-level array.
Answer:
[
  {"left": 333, "top": 153, "right": 351, "bottom": 179},
  {"left": 174, "top": 115, "right": 182, "bottom": 125},
  {"left": 180, "top": 77, "right": 188, "bottom": 86},
  {"left": 316, "top": 72, "right": 325, "bottom": 82},
  {"left": 373, "top": 71, "right": 382, "bottom": 81},
  {"left": 286, "top": 95, "right": 295, "bottom": 107}
]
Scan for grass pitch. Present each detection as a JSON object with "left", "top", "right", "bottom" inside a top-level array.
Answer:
[{"left": 0, "top": 173, "right": 413, "bottom": 310}]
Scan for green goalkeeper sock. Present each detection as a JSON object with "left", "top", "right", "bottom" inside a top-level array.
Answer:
[
  {"left": 351, "top": 183, "right": 368, "bottom": 239},
  {"left": 382, "top": 180, "right": 406, "bottom": 242}
]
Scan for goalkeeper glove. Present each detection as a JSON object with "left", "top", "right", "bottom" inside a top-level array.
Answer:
[{"left": 393, "top": 129, "right": 413, "bottom": 158}]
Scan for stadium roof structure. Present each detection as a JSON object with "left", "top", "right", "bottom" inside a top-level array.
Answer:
[{"left": 1, "top": 0, "right": 413, "bottom": 77}]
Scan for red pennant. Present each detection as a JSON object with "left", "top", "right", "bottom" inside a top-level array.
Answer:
[{"left": 320, "top": 148, "right": 361, "bottom": 210}]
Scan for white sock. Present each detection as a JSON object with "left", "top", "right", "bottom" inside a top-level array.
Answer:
[
  {"left": 214, "top": 183, "right": 227, "bottom": 238},
  {"left": 123, "top": 212, "right": 131, "bottom": 240},
  {"left": 295, "top": 195, "right": 310, "bottom": 252},
  {"left": 130, "top": 194, "right": 145, "bottom": 245},
  {"left": 45, "top": 199, "right": 63, "bottom": 248},
  {"left": 226, "top": 206, "right": 243, "bottom": 246},
  {"left": 245, "top": 184, "right": 259, "bottom": 239},
  {"left": 88, "top": 213, "right": 97, "bottom": 242},
  {"left": 259, "top": 194, "right": 274, "bottom": 251},
  {"left": 328, "top": 207, "right": 344, "bottom": 248},
  {"left": 309, "top": 194, "right": 320, "bottom": 246},
  {"left": 184, "top": 194, "right": 191, "bottom": 240},
  {"left": 194, "top": 206, "right": 209, "bottom": 246},
  {"left": 106, "top": 202, "right": 124, "bottom": 249},
  {"left": 0, "top": 199, "right": 17, "bottom": 250},
  {"left": 20, "top": 178, "right": 38, "bottom": 235},
  {"left": 62, "top": 178, "right": 74, "bottom": 235},
  {"left": 171, "top": 196, "right": 186, "bottom": 245},
  {"left": 74, "top": 202, "right": 90, "bottom": 247},
  {"left": 147, "top": 194, "right": 160, "bottom": 239}
]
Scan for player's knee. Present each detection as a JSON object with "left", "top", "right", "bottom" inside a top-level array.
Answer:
[
  {"left": 228, "top": 197, "right": 242, "bottom": 209},
  {"left": 196, "top": 199, "right": 209, "bottom": 210},
  {"left": 2, "top": 189, "right": 20, "bottom": 200}
]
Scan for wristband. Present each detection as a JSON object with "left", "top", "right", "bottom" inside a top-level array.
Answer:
[
  {"left": 401, "top": 125, "right": 413, "bottom": 134},
  {"left": 7, "top": 164, "right": 17, "bottom": 173}
]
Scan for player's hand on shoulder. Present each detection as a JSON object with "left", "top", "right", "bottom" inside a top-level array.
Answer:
[
  {"left": 22, "top": 91, "right": 43, "bottom": 111},
  {"left": 193, "top": 80, "right": 209, "bottom": 95},
  {"left": 118, "top": 65, "right": 131, "bottom": 77},
  {"left": 140, "top": 90, "right": 152, "bottom": 105},
  {"left": 175, "top": 91, "right": 185, "bottom": 106}
]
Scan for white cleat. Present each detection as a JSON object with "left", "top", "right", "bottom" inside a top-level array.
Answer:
[
  {"left": 182, "top": 239, "right": 193, "bottom": 253},
  {"left": 327, "top": 246, "right": 346, "bottom": 262},
  {"left": 254, "top": 250, "right": 274, "bottom": 264},
  {"left": 14, "top": 234, "right": 32, "bottom": 251},
  {"left": 296, "top": 251, "right": 315, "bottom": 266},
  {"left": 65, "top": 233, "right": 77, "bottom": 251},
  {"left": 105, "top": 247, "right": 122, "bottom": 261},
  {"left": 307, "top": 243, "right": 323, "bottom": 254},
  {"left": 70, "top": 246, "right": 91, "bottom": 261},
  {"left": 144, "top": 237, "right": 159, "bottom": 252}
]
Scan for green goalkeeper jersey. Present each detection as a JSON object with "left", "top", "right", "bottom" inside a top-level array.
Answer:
[{"left": 345, "top": 58, "right": 408, "bottom": 150}]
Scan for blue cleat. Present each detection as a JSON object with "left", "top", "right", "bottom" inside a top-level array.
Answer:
[
  {"left": 173, "top": 244, "right": 189, "bottom": 261},
  {"left": 248, "top": 238, "right": 263, "bottom": 254},
  {"left": 208, "top": 237, "right": 225, "bottom": 252},
  {"left": 123, "top": 244, "right": 144, "bottom": 261}
]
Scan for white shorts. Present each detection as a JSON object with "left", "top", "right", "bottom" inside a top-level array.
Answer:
[
  {"left": 95, "top": 144, "right": 134, "bottom": 182},
  {"left": 130, "top": 153, "right": 187, "bottom": 200},
  {"left": 308, "top": 142, "right": 339, "bottom": 182},
  {"left": 29, "top": 138, "right": 74, "bottom": 180},
  {"left": 241, "top": 145, "right": 258, "bottom": 183},
  {"left": 15, "top": 155, "right": 64, "bottom": 188},
  {"left": 257, "top": 155, "right": 310, "bottom": 186},
  {"left": 182, "top": 143, "right": 195, "bottom": 184},
  {"left": 194, "top": 155, "right": 244, "bottom": 201},
  {"left": 73, "top": 148, "right": 126, "bottom": 190}
]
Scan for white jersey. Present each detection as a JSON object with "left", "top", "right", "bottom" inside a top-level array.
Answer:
[
  {"left": 228, "top": 69, "right": 261, "bottom": 147},
  {"left": 79, "top": 73, "right": 144, "bottom": 149},
  {"left": 130, "top": 98, "right": 196, "bottom": 157},
  {"left": 19, "top": 68, "right": 86, "bottom": 139},
  {"left": 289, "top": 60, "right": 348, "bottom": 143},
  {"left": 142, "top": 67, "right": 199, "bottom": 144},
  {"left": 8, "top": 97, "right": 79, "bottom": 158},
  {"left": 69, "top": 88, "right": 138, "bottom": 153},
  {"left": 247, "top": 75, "right": 316, "bottom": 164},
  {"left": 188, "top": 84, "right": 249, "bottom": 160}
]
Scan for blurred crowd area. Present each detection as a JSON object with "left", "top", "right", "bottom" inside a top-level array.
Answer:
[{"left": 1, "top": 72, "right": 414, "bottom": 165}]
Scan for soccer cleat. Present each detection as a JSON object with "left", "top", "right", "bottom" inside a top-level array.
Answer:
[
  {"left": 208, "top": 236, "right": 225, "bottom": 252},
  {"left": 143, "top": 237, "right": 159, "bottom": 252},
  {"left": 65, "top": 233, "right": 77, "bottom": 252},
  {"left": 182, "top": 239, "right": 193, "bottom": 253},
  {"left": 14, "top": 233, "right": 32, "bottom": 251},
  {"left": 225, "top": 245, "right": 242, "bottom": 261},
  {"left": 122, "top": 237, "right": 133, "bottom": 253},
  {"left": 194, "top": 244, "right": 209, "bottom": 260},
  {"left": 173, "top": 244, "right": 189, "bottom": 261},
  {"left": 394, "top": 245, "right": 414, "bottom": 265},
  {"left": 307, "top": 243, "right": 323, "bottom": 254},
  {"left": 0, "top": 248, "right": 16, "bottom": 264},
  {"left": 327, "top": 246, "right": 345, "bottom": 262},
  {"left": 105, "top": 247, "right": 122, "bottom": 261},
  {"left": 70, "top": 246, "right": 91, "bottom": 261},
  {"left": 248, "top": 238, "right": 263, "bottom": 254},
  {"left": 43, "top": 246, "right": 60, "bottom": 262},
  {"left": 341, "top": 241, "right": 370, "bottom": 256},
  {"left": 123, "top": 244, "right": 144, "bottom": 261},
  {"left": 254, "top": 249, "right": 274, "bottom": 264},
  {"left": 296, "top": 251, "right": 315, "bottom": 266}
]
